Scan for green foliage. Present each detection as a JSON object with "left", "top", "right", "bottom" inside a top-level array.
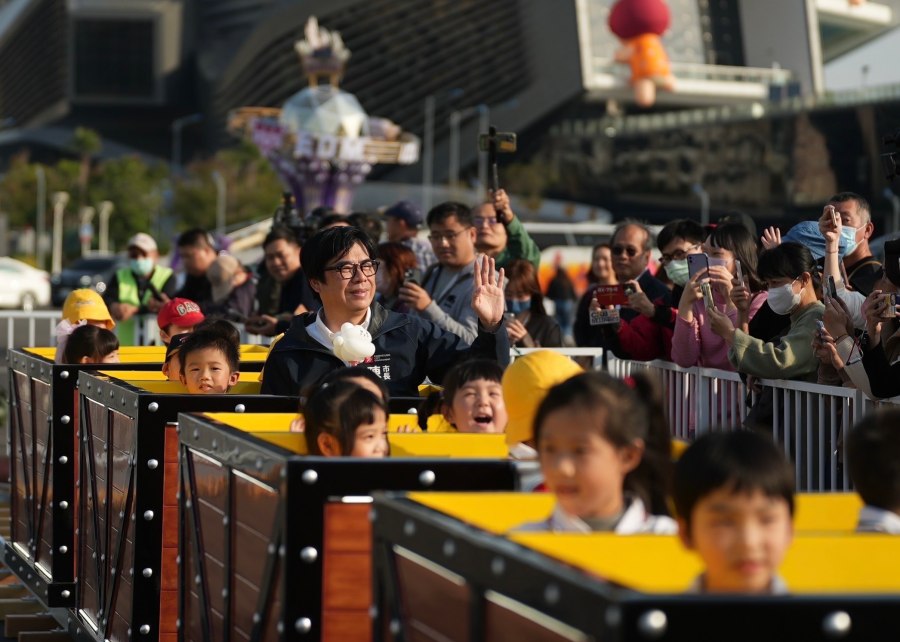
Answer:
[{"left": 0, "top": 131, "right": 285, "bottom": 262}]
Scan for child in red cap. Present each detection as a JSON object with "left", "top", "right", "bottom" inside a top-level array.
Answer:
[{"left": 157, "top": 297, "right": 205, "bottom": 345}]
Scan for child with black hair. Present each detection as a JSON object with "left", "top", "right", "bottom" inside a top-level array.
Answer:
[
  {"left": 161, "top": 333, "right": 189, "bottom": 382},
  {"left": 437, "top": 359, "right": 508, "bottom": 434},
  {"left": 673, "top": 431, "right": 795, "bottom": 593},
  {"left": 304, "top": 381, "right": 389, "bottom": 458},
  {"left": 178, "top": 329, "right": 240, "bottom": 394},
  {"left": 62, "top": 324, "right": 120, "bottom": 364},
  {"left": 848, "top": 408, "right": 900, "bottom": 534},
  {"left": 194, "top": 318, "right": 241, "bottom": 347},
  {"left": 291, "top": 366, "right": 393, "bottom": 433},
  {"left": 518, "top": 371, "right": 675, "bottom": 533}
]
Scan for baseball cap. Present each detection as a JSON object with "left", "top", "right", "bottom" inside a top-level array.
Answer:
[
  {"left": 207, "top": 254, "right": 242, "bottom": 303},
  {"left": 501, "top": 350, "right": 583, "bottom": 445},
  {"left": 127, "top": 232, "right": 158, "bottom": 254},
  {"left": 383, "top": 201, "right": 423, "bottom": 228},
  {"left": 157, "top": 298, "right": 205, "bottom": 331},
  {"left": 164, "top": 331, "right": 190, "bottom": 363},
  {"left": 62, "top": 289, "right": 115, "bottom": 330}
]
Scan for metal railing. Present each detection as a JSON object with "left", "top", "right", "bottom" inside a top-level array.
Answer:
[{"left": 605, "top": 357, "right": 900, "bottom": 491}]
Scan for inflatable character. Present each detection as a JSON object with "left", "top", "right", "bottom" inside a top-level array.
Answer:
[
  {"left": 608, "top": 0, "right": 676, "bottom": 107},
  {"left": 332, "top": 322, "right": 376, "bottom": 365}
]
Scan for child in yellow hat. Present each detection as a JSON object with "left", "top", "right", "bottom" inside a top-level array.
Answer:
[{"left": 55, "top": 289, "right": 116, "bottom": 363}]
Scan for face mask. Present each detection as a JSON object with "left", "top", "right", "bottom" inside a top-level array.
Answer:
[
  {"left": 839, "top": 226, "right": 859, "bottom": 257},
  {"left": 767, "top": 279, "right": 801, "bottom": 315},
  {"left": 664, "top": 259, "right": 690, "bottom": 287},
  {"left": 506, "top": 299, "right": 530, "bottom": 315},
  {"left": 130, "top": 258, "right": 154, "bottom": 277}
]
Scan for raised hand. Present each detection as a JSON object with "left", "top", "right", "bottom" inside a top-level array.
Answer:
[
  {"left": 761, "top": 226, "right": 782, "bottom": 250},
  {"left": 730, "top": 278, "right": 751, "bottom": 316},
  {"left": 472, "top": 255, "right": 505, "bottom": 329},
  {"left": 818, "top": 204, "right": 841, "bottom": 248},
  {"left": 707, "top": 264, "right": 734, "bottom": 302},
  {"left": 823, "top": 296, "right": 853, "bottom": 340},
  {"left": 624, "top": 280, "right": 654, "bottom": 317},
  {"left": 706, "top": 305, "right": 736, "bottom": 343}
]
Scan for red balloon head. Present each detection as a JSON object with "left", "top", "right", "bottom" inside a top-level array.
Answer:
[{"left": 608, "top": 0, "right": 671, "bottom": 39}]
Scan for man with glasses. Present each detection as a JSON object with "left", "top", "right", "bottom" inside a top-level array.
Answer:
[
  {"left": 473, "top": 189, "right": 541, "bottom": 270},
  {"left": 575, "top": 221, "right": 673, "bottom": 355},
  {"left": 260, "top": 226, "right": 509, "bottom": 397},
  {"left": 398, "top": 202, "right": 481, "bottom": 342}
]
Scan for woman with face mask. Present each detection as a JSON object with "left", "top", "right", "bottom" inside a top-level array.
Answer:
[
  {"left": 707, "top": 242, "right": 823, "bottom": 381},
  {"left": 503, "top": 259, "right": 563, "bottom": 348},
  {"left": 671, "top": 224, "right": 766, "bottom": 370}
]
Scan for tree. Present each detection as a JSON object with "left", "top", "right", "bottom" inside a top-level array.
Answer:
[{"left": 71, "top": 127, "right": 102, "bottom": 206}]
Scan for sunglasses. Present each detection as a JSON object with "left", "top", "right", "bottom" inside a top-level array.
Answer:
[{"left": 611, "top": 245, "right": 641, "bottom": 258}]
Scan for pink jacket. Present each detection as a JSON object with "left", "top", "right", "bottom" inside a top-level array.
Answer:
[{"left": 671, "top": 291, "right": 767, "bottom": 370}]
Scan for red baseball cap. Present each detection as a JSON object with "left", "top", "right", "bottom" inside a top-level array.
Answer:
[{"left": 157, "top": 298, "right": 205, "bottom": 330}]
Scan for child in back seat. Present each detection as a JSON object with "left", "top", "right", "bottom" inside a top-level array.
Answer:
[
  {"left": 848, "top": 408, "right": 900, "bottom": 534},
  {"left": 516, "top": 371, "right": 675, "bottom": 534},
  {"left": 673, "top": 431, "right": 795, "bottom": 594},
  {"left": 303, "top": 380, "right": 390, "bottom": 458}
]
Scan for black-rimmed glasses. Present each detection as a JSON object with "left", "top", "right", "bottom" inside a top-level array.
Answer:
[
  {"left": 428, "top": 228, "right": 471, "bottom": 243},
  {"left": 323, "top": 259, "right": 380, "bottom": 280}
]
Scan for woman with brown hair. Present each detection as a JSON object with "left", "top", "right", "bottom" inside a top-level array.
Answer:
[
  {"left": 504, "top": 258, "right": 563, "bottom": 348},
  {"left": 375, "top": 242, "right": 419, "bottom": 313}
]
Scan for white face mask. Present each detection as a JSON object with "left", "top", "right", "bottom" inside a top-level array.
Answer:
[{"left": 767, "top": 279, "right": 801, "bottom": 315}]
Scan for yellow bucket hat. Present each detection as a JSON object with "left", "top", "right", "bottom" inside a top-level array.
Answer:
[
  {"left": 62, "top": 289, "right": 115, "bottom": 330},
  {"left": 501, "top": 350, "right": 583, "bottom": 445}
]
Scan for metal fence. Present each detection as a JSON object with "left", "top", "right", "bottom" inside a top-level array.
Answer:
[{"left": 605, "top": 356, "right": 900, "bottom": 491}]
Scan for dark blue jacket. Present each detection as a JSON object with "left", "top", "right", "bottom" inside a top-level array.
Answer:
[{"left": 259, "top": 302, "right": 510, "bottom": 397}]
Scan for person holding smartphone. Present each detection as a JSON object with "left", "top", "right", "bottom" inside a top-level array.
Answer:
[
  {"left": 574, "top": 221, "right": 671, "bottom": 356},
  {"left": 672, "top": 224, "right": 767, "bottom": 370}
]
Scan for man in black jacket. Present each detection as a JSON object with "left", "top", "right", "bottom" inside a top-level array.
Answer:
[{"left": 260, "top": 226, "right": 510, "bottom": 397}]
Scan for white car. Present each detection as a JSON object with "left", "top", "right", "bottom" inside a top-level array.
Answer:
[{"left": 0, "top": 257, "right": 51, "bottom": 310}]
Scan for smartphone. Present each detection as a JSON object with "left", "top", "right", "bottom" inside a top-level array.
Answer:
[
  {"left": 503, "top": 312, "right": 516, "bottom": 323},
  {"left": 687, "top": 253, "right": 709, "bottom": 279},
  {"left": 735, "top": 259, "right": 744, "bottom": 285},
  {"left": 595, "top": 284, "right": 629, "bottom": 307},
  {"left": 881, "top": 292, "right": 898, "bottom": 318},
  {"left": 404, "top": 268, "right": 423, "bottom": 286},
  {"left": 827, "top": 275, "right": 838, "bottom": 300},
  {"left": 701, "top": 282, "right": 715, "bottom": 310},
  {"left": 815, "top": 320, "right": 826, "bottom": 337},
  {"left": 829, "top": 205, "right": 840, "bottom": 229}
]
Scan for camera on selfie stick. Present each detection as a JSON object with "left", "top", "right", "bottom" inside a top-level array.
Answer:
[{"left": 478, "top": 126, "right": 517, "bottom": 222}]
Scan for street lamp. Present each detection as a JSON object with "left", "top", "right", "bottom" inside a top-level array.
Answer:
[
  {"left": 51, "top": 192, "right": 70, "bottom": 274},
  {"left": 421, "top": 89, "right": 464, "bottom": 212},
  {"left": 884, "top": 187, "right": 900, "bottom": 235},
  {"left": 98, "top": 201, "right": 114, "bottom": 254},
  {"left": 79, "top": 206, "right": 95, "bottom": 257},
  {"left": 171, "top": 113, "right": 203, "bottom": 174},
  {"left": 448, "top": 104, "right": 488, "bottom": 192},
  {"left": 35, "top": 165, "right": 46, "bottom": 269},
  {"left": 692, "top": 183, "right": 710, "bottom": 227},
  {"left": 211, "top": 171, "right": 226, "bottom": 237}
]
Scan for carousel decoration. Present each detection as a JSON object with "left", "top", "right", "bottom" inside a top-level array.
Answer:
[{"left": 228, "top": 17, "right": 420, "bottom": 214}]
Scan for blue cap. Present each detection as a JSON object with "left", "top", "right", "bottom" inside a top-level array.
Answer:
[
  {"left": 782, "top": 220, "right": 855, "bottom": 261},
  {"left": 383, "top": 201, "right": 422, "bottom": 228}
]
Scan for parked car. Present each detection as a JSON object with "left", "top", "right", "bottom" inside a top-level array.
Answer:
[
  {"left": 0, "top": 257, "right": 51, "bottom": 311},
  {"left": 50, "top": 254, "right": 127, "bottom": 307}
]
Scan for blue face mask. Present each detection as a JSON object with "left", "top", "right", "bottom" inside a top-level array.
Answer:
[
  {"left": 130, "top": 257, "right": 154, "bottom": 277},
  {"left": 839, "top": 226, "right": 859, "bottom": 257},
  {"left": 506, "top": 299, "right": 530, "bottom": 315}
]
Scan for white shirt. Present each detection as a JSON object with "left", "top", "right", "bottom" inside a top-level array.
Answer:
[
  {"left": 515, "top": 496, "right": 677, "bottom": 534},
  {"left": 685, "top": 574, "right": 789, "bottom": 594},
  {"left": 856, "top": 505, "right": 900, "bottom": 534},
  {"left": 306, "top": 308, "right": 372, "bottom": 365}
]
